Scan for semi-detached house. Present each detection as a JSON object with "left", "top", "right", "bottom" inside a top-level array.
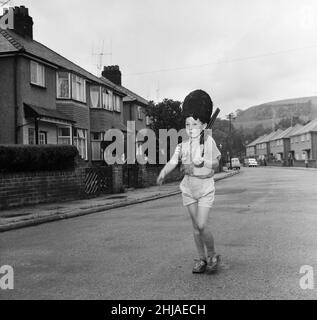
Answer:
[
  {"left": 0, "top": 6, "right": 128, "bottom": 163},
  {"left": 289, "top": 118, "right": 317, "bottom": 161}
]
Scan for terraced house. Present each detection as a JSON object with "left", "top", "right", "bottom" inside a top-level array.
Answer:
[{"left": 0, "top": 6, "right": 136, "bottom": 163}]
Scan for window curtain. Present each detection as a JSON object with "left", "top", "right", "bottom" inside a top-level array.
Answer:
[{"left": 90, "top": 89, "right": 99, "bottom": 108}]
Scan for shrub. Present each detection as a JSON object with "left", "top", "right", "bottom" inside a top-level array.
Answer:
[{"left": 0, "top": 145, "right": 79, "bottom": 173}]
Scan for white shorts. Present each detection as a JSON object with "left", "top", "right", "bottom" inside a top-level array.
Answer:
[{"left": 180, "top": 175, "right": 215, "bottom": 208}]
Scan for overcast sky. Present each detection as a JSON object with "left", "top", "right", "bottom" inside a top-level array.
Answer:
[{"left": 3, "top": 0, "right": 317, "bottom": 117}]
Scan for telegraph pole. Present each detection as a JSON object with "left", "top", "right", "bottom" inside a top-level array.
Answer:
[{"left": 227, "top": 112, "right": 236, "bottom": 170}]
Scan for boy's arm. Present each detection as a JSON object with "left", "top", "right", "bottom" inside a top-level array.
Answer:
[
  {"left": 157, "top": 144, "right": 181, "bottom": 184},
  {"left": 194, "top": 136, "right": 221, "bottom": 169}
]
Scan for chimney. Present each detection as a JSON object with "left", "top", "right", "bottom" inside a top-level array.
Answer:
[
  {"left": 9, "top": 6, "right": 33, "bottom": 39},
  {"left": 102, "top": 65, "right": 122, "bottom": 86}
]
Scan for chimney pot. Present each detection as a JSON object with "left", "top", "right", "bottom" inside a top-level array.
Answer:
[
  {"left": 102, "top": 65, "right": 122, "bottom": 86},
  {"left": 11, "top": 6, "right": 33, "bottom": 39}
]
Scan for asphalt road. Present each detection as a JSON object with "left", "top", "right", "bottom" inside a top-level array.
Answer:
[{"left": 1, "top": 167, "right": 317, "bottom": 300}]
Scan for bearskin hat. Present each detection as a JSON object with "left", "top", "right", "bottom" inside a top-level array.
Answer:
[{"left": 182, "top": 89, "right": 213, "bottom": 124}]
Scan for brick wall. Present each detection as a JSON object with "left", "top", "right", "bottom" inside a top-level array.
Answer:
[
  {"left": 0, "top": 165, "right": 86, "bottom": 210},
  {"left": 137, "top": 164, "right": 184, "bottom": 188}
]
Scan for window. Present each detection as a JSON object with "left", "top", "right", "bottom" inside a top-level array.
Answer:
[
  {"left": 306, "top": 133, "right": 310, "bottom": 141},
  {"left": 90, "top": 86, "right": 101, "bottom": 108},
  {"left": 108, "top": 90, "right": 113, "bottom": 110},
  {"left": 114, "top": 95, "right": 121, "bottom": 112},
  {"left": 291, "top": 137, "right": 294, "bottom": 144},
  {"left": 72, "top": 75, "right": 86, "bottom": 102},
  {"left": 74, "top": 128, "right": 88, "bottom": 160},
  {"left": 39, "top": 131, "right": 47, "bottom": 145},
  {"left": 146, "top": 116, "right": 151, "bottom": 126},
  {"left": 57, "top": 72, "right": 70, "bottom": 98},
  {"left": 137, "top": 106, "right": 143, "bottom": 120},
  {"left": 295, "top": 136, "right": 299, "bottom": 143},
  {"left": 91, "top": 132, "right": 104, "bottom": 161},
  {"left": 58, "top": 127, "right": 71, "bottom": 145},
  {"left": 301, "top": 135, "right": 305, "bottom": 142},
  {"left": 28, "top": 128, "right": 35, "bottom": 145},
  {"left": 30, "top": 61, "right": 45, "bottom": 87},
  {"left": 102, "top": 88, "right": 109, "bottom": 110}
]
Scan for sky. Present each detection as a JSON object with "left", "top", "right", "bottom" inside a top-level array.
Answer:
[{"left": 2, "top": 0, "right": 317, "bottom": 117}]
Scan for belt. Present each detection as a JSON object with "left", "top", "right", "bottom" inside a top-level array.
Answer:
[{"left": 181, "top": 164, "right": 214, "bottom": 179}]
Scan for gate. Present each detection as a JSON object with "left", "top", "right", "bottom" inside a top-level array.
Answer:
[
  {"left": 84, "top": 166, "right": 112, "bottom": 196},
  {"left": 123, "top": 164, "right": 139, "bottom": 188}
]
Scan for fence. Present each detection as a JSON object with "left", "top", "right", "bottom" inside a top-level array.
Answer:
[{"left": 84, "top": 166, "right": 112, "bottom": 196}]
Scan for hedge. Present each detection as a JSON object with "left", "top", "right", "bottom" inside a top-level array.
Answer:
[{"left": 0, "top": 145, "right": 79, "bottom": 173}]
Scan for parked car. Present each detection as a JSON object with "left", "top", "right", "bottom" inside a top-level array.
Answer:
[
  {"left": 231, "top": 158, "right": 241, "bottom": 170},
  {"left": 244, "top": 158, "right": 258, "bottom": 167}
]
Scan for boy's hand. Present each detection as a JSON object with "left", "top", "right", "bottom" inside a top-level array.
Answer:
[
  {"left": 157, "top": 170, "right": 165, "bottom": 185},
  {"left": 193, "top": 157, "right": 204, "bottom": 168}
]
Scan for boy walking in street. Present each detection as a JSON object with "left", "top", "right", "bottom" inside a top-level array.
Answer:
[{"left": 157, "top": 90, "right": 221, "bottom": 274}]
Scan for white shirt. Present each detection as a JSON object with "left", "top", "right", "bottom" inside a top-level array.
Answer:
[{"left": 170, "top": 135, "right": 221, "bottom": 176}]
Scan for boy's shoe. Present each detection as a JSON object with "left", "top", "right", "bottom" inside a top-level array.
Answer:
[
  {"left": 192, "top": 259, "right": 207, "bottom": 274},
  {"left": 205, "top": 254, "right": 221, "bottom": 274}
]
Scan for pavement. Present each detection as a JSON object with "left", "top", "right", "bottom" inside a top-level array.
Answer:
[{"left": 0, "top": 170, "right": 240, "bottom": 233}]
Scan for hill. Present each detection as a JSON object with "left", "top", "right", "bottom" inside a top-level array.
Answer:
[{"left": 233, "top": 96, "right": 317, "bottom": 130}]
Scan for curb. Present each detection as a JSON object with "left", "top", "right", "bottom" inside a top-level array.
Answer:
[
  {"left": 265, "top": 166, "right": 317, "bottom": 171},
  {"left": 0, "top": 171, "right": 240, "bottom": 233}
]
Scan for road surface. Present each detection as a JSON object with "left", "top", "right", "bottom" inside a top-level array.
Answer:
[{"left": 1, "top": 167, "right": 317, "bottom": 300}]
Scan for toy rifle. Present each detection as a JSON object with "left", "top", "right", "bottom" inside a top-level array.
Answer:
[{"left": 200, "top": 107, "right": 220, "bottom": 157}]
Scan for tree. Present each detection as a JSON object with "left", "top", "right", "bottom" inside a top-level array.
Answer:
[{"left": 145, "top": 99, "right": 184, "bottom": 135}]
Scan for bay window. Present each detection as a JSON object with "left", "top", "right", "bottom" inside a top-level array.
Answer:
[
  {"left": 91, "top": 132, "right": 104, "bottom": 161},
  {"left": 58, "top": 127, "right": 72, "bottom": 145},
  {"left": 114, "top": 95, "right": 121, "bottom": 112},
  {"left": 57, "top": 72, "right": 71, "bottom": 98},
  {"left": 74, "top": 128, "right": 88, "bottom": 160},
  {"left": 90, "top": 86, "right": 101, "bottom": 108}
]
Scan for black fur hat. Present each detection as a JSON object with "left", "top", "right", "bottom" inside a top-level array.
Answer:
[{"left": 182, "top": 89, "right": 213, "bottom": 124}]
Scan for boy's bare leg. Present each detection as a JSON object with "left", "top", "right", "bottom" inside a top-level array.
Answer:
[
  {"left": 187, "top": 203, "right": 206, "bottom": 260},
  {"left": 195, "top": 206, "right": 215, "bottom": 258}
]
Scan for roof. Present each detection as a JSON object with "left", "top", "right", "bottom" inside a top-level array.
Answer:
[
  {"left": 119, "top": 85, "right": 149, "bottom": 107},
  {"left": 247, "top": 135, "right": 267, "bottom": 147},
  {"left": 258, "top": 129, "right": 283, "bottom": 144},
  {"left": 289, "top": 118, "right": 317, "bottom": 136},
  {"left": 0, "top": 28, "right": 126, "bottom": 96},
  {"left": 24, "top": 103, "right": 75, "bottom": 123}
]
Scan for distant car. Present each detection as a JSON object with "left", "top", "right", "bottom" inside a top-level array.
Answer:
[
  {"left": 231, "top": 158, "right": 241, "bottom": 170},
  {"left": 245, "top": 158, "right": 258, "bottom": 167}
]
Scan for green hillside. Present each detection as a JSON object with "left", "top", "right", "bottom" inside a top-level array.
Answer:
[{"left": 233, "top": 96, "right": 317, "bottom": 130}]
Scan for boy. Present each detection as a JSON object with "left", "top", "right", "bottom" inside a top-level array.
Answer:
[{"left": 157, "top": 90, "right": 221, "bottom": 274}]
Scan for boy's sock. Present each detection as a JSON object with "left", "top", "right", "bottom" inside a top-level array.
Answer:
[
  {"left": 201, "top": 229, "right": 215, "bottom": 257},
  {"left": 193, "top": 230, "right": 206, "bottom": 260}
]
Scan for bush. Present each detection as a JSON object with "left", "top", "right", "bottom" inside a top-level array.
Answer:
[{"left": 0, "top": 145, "right": 79, "bottom": 173}]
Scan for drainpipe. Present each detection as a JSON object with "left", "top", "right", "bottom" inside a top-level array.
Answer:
[
  {"left": 14, "top": 54, "right": 18, "bottom": 144},
  {"left": 34, "top": 117, "right": 39, "bottom": 144}
]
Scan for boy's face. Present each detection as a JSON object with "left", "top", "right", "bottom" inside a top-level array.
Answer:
[{"left": 185, "top": 117, "right": 207, "bottom": 138}]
